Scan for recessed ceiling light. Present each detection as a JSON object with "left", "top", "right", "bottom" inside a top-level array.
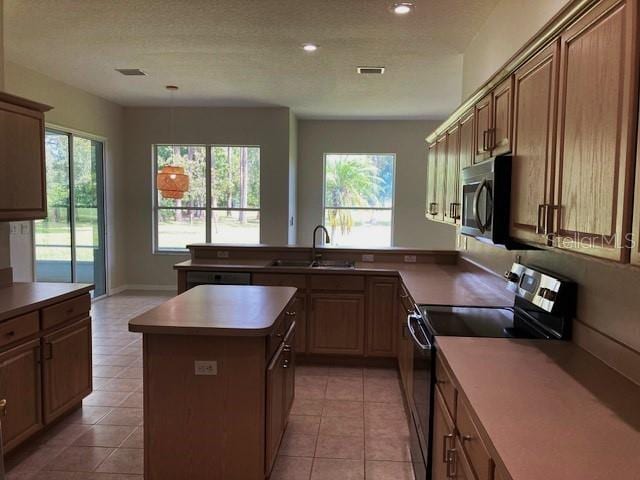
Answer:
[
  {"left": 391, "top": 2, "right": 415, "bottom": 15},
  {"left": 302, "top": 43, "right": 319, "bottom": 52}
]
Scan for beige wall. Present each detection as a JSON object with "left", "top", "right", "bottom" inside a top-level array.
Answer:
[
  {"left": 123, "top": 107, "right": 293, "bottom": 286},
  {"left": 462, "top": 0, "right": 571, "bottom": 98},
  {"left": 288, "top": 112, "right": 298, "bottom": 244},
  {"left": 3, "top": 62, "right": 127, "bottom": 290},
  {"left": 0, "top": 0, "right": 9, "bottom": 271},
  {"left": 296, "top": 120, "right": 457, "bottom": 249}
]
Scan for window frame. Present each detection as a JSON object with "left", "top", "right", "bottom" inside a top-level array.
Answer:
[
  {"left": 152, "top": 143, "right": 261, "bottom": 253},
  {"left": 321, "top": 152, "right": 396, "bottom": 248}
]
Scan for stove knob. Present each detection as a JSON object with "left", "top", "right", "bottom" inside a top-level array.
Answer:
[
  {"left": 538, "top": 287, "right": 557, "bottom": 301},
  {"left": 504, "top": 271, "right": 520, "bottom": 283}
]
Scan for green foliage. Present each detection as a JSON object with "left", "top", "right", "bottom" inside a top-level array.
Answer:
[{"left": 324, "top": 154, "right": 393, "bottom": 237}]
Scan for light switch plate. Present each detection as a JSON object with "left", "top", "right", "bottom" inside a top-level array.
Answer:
[
  {"left": 194, "top": 360, "right": 218, "bottom": 376},
  {"left": 362, "top": 254, "right": 375, "bottom": 262},
  {"left": 404, "top": 255, "right": 417, "bottom": 263},
  {"left": 216, "top": 251, "right": 229, "bottom": 259}
]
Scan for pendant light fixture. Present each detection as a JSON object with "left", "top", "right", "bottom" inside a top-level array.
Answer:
[{"left": 156, "top": 85, "right": 190, "bottom": 199}]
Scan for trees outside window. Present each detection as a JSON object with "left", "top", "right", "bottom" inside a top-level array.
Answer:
[
  {"left": 154, "top": 145, "right": 260, "bottom": 251},
  {"left": 323, "top": 153, "right": 395, "bottom": 247}
]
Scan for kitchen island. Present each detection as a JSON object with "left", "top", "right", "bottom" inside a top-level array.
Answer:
[{"left": 128, "top": 284, "right": 298, "bottom": 480}]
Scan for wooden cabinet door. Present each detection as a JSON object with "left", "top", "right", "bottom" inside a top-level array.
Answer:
[
  {"left": 459, "top": 109, "right": 475, "bottom": 173},
  {"left": 291, "top": 294, "right": 307, "bottom": 354},
  {"left": 554, "top": 0, "right": 638, "bottom": 262},
  {"left": 426, "top": 142, "right": 438, "bottom": 218},
  {"left": 473, "top": 92, "right": 493, "bottom": 162},
  {"left": 434, "top": 135, "right": 448, "bottom": 221},
  {"left": 432, "top": 389, "right": 456, "bottom": 480},
  {"left": 266, "top": 343, "right": 286, "bottom": 475},
  {"left": 309, "top": 294, "right": 365, "bottom": 355},
  {"left": 444, "top": 124, "right": 461, "bottom": 223},
  {"left": 491, "top": 76, "right": 514, "bottom": 155},
  {"left": 42, "top": 317, "right": 92, "bottom": 423},
  {"left": 0, "top": 339, "right": 42, "bottom": 452},
  {"left": 0, "top": 98, "right": 48, "bottom": 221},
  {"left": 366, "top": 277, "right": 397, "bottom": 357},
  {"left": 510, "top": 40, "right": 559, "bottom": 245},
  {"left": 633, "top": 128, "right": 640, "bottom": 265}
]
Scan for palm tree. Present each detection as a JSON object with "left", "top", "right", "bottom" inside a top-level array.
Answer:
[{"left": 325, "top": 156, "right": 381, "bottom": 238}]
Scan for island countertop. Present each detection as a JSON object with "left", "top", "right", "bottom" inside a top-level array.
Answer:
[{"left": 128, "top": 284, "right": 297, "bottom": 336}]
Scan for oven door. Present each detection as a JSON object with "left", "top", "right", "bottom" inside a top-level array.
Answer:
[{"left": 408, "top": 312, "right": 433, "bottom": 479}]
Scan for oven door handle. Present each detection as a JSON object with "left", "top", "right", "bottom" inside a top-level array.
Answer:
[
  {"left": 472, "top": 179, "right": 492, "bottom": 234},
  {"left": 407, "top": 313, "right": 432, "bottom": 351}
]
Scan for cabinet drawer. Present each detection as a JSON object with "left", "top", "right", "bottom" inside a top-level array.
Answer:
[
  {"left": 457, "top": 397, "right": 493, "bottom": 480},
  {"left": 253, "top": 273, "right": 306, "bottom": 290},
  {"left": 41, "top": 294, "right": 91, "bottom": 330},
  {"left": 310, "top": 274, "right": 364, "bottom": 291},
  {"left": 0, "top": 311, "right": 39, "bottom": 348},
  {"left": 435, "top": 357, "right": 456, "bottom": 420},
  {"left": 267, "top": 304, "right": 296, "bottom": 360}
]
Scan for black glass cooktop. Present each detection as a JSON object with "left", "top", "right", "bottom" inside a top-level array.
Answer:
[{"left": 419, "top": 305, "right": 533, "bottom": 338}]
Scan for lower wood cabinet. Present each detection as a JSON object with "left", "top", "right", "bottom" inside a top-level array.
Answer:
[
  {"left": 292, "top": 294, "right": 306, "bottom": 354},
  {"left": 366, "top": 277, "right": 397, "bottom": 357},
  {"left": 42, "top": 317, "right": 92, "bottom": 423},
  {"left": 266, "top": 322, "right": 296, "bottom": 475},
  {"left": 309, "top": 294, "right": 365, "bottom": 355},
  {"left": 432, "top": 388, "right": 457, "bottom": 480},
  {"left": 0, "top": 339, "right": 42, "bottom": 451}
]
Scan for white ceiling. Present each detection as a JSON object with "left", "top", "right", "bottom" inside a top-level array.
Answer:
[{"left": 5, "top": 0, "right": 499, "bottom": 119}]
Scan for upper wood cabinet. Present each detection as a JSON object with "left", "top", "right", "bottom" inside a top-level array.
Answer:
[
  {"left": 510, "top": 40, "right": 560, "bottom": 245},
  {"left": 459, "top": 109, "right": 475, "bottom": 173},
  {"left": 474, "top": 93, "right": 493, "bottom": 162},
  {"left": 444, "top": 124, "right": 461, "bottom": 223},
  {"left": 366, "top": 277, "right": 397, "bottom": 357},
  {"left": 553, "top": 0, "right": 638, "bottom": 262},
  {"left": 0, "top": 92, "right": 52, "bottom": 221},
  {"left": 474, "top": 79, "right": 514, "bottom": 163},
  {"left": 435, "top": 136, "right": 447, "bottom": 221},
  {"left": 426, "top": 142, "right": 438, "bottom": 218}
]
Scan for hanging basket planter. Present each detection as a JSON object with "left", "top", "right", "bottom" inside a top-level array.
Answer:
[{"left": 157, "top": 166, "right": 189, "bottom": 199}]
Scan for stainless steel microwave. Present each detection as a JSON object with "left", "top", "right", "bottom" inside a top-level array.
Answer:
[{"left": 460, "top": 156, "right": 511, "bottom": 245}]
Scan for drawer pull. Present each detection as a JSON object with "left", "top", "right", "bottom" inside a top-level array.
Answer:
[
  {"left": 5, "top": 330, "right": 15, "bottom": 337},
  {"left": 462, "top": 434, "right": 474, "bottom": 442},
  {"left": 436, "top": 379, "right": 447, "bottom": 385},
  {"left": 285, "top": 311, "right": 296, "bottom": 316},
  {"left": 66, "top": 308, "right": 75, "bottom": 315}
]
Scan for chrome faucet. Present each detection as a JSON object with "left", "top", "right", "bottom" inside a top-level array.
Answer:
[{"left": 311, "top": 225, "right": 330, "bottom": 262}]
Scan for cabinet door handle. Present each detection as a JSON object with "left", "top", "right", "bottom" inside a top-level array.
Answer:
[
  {"left": 489, "top": 127, "right": 497, "bottom": 150},
  {"left": 0, "top": 398, "right": 7, "bottom": 417},
  {"left": 548, "top": 204, "right": 562, "bottom": 237},
  {"left": 482, "top": 130, "right": 487, "bottom": 151},
  {"left": 44, "top": 342, "right": 53, "bottom": 360},
  {"left": 442, "top": 433, "right": 454, "bottom": 462},
  {"left": 282, "top": 359, "right": 290, "bottom": 369},
  {"left": 446, "top": 448, "right": 457, "bottom": 478},
  {"left": 536, "top": 204, "right": 546, "bottom": 234}
]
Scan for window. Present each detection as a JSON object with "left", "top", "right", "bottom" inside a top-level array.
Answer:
[
  {"left": 154, "top": 145, "right": 260, "bottom": 251},
  {"left": 323, "top": 153, "right": 395, "bottom": 247}
]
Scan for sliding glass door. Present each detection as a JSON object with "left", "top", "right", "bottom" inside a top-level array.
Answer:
[{"left": 35, "top": 129, "right": 106, "bottom": 297}]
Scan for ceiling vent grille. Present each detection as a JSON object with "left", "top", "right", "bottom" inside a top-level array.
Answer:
[
  {"left": 357, "top": 66, "right": 385, "bottom": 75},
  {"left": 115, "top": 68, "right": 147, "bottom": 76}
]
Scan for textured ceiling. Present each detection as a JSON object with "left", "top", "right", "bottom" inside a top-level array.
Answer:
[{"left": 5, "top": 0, "right": 499, "bottom": 118}]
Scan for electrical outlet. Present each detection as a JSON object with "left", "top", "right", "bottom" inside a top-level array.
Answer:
[
  {"left": 216, "top": 251, "right": 230, "bottom": 259},
  {"left": 362, "top": 254, "right": 375, "bottom": 262},
  {"left": 404, "top": 255, "right": 417, "bottom": 263},
  {"left": 20, "top": 223, "right": 30, "bottom": 235},
  {"left": 194, "top": 360, "right": 217, "bottom": 376},
  {"left": 9, "top": 223, "right": 19, "bottom": 234}
]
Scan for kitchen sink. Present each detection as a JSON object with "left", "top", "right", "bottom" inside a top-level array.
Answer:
[
  {"left": 269, "top": 259, "right": 313, "bottom": 268},
  {"left": 311, "top": 260, "right": 356, "bottom": 269}
]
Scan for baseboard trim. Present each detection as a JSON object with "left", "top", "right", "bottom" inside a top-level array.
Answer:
[{"left": 109, "top": 284, "right": 177, "bottom": 295}]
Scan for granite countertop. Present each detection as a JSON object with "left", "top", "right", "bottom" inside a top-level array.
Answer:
[
  {"left": 174, "top": 259, "right": 514, "bottom": 308},
  {"left": 128, "top": 285, "right": 297, "bottom": 336},
  {"left": 437, "top": 337, "right": 640, "bottom": 480},
  {"left": 0, "top": 282, "right": 94, "bottom": 322}
]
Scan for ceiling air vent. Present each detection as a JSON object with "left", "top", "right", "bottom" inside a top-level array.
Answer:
[
  {"left": 115, "top": 68, "right": 147, "bottom": 76},
  {"left": 357, "top": 66, "right": 385, "bottom": 75}
]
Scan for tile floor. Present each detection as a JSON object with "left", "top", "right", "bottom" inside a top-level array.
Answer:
[{"left": 5, "top": 291, "right": 415, "bottom": 480}]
